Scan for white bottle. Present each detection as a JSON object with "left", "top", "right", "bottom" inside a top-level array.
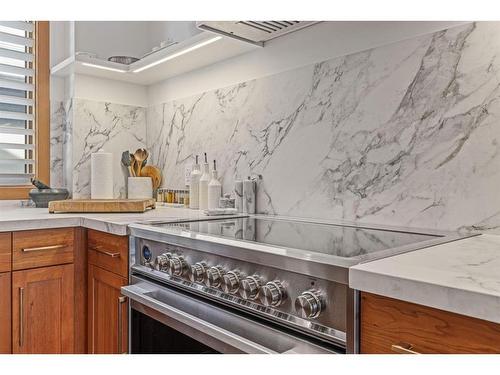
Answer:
[
  {"left": 189, "top": 155, "right": 202, "bottom": 209},
  {"left": 199, "top": 153, "right": 210, "bottom": 210},
  {"left": 208, "top": 160, "right": 222, "bottom": 210}
]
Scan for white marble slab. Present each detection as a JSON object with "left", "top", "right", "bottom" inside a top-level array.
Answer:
[
  {"left": 50, "top": 100, "right": 66, "bottom": 188},
  {"left": 71, "top": 100, "right": 147, "bottom": 199},
  {"left": 146, "top": 22, "right": 500, "bottom": 234},
  {"left": 0, "top": 201, "right": 210, "bottom": 235},
  {"left": 350, "top": 234, "right": 500, "bottom": 323}
]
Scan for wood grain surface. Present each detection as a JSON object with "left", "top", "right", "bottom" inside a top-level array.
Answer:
[
  {"left": 12, "top": 264, "right": 74, "bottom": 353},
  {"left": 88, "top": 265, "right": 128, "bottom": 354},
  {"left": 0, "top": 272, "right": 11, "bottom": 353},
  {"left": 12, "top": 228, "right": 74, "bottom": 270},
  {"left": 88, "top": 229, "right": 129, "bottom": 278},
  {"left": 0, "top": 233, "right": 11, "bottom": 273},
  {"left": 49, "top": 198, "right": 156, "bottom": 213},
  {"left": 360, "top": 292, "right": 500, "bottom": 354}
]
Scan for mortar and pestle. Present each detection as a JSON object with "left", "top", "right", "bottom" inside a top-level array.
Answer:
[{"left": 29, "top": 179, "right": 70, "bottom": 208}]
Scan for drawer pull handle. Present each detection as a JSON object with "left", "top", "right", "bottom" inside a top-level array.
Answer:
[
  {"left": 19, "top": 287, "right": 24, "bottom": 347},
  {"left": 22, "top": 244, "right": 66, "bottom": 252},
  {"left": 92, "top": 247, "right": 121, "bottom": 258},
  {"left": 391, "top": 343, "right": 420, "bottom": 354}
]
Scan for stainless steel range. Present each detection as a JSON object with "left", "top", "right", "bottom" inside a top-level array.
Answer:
[{"left": 123, "top": 215, "right": 468, "bottom": 354}]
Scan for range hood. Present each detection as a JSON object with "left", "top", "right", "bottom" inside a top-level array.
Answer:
[{"left": 196, "top": 21, "right": 318, "bottom": 46}]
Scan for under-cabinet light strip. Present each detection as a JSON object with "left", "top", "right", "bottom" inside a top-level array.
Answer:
[
  {"left": 132, "top": 36, "right": 223, "bottom": 73},
  {"left": 81, "top": 62, "right": 127, "bottom": 73}
]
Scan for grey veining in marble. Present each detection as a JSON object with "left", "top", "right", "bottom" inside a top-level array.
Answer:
[
  {"left": 63, "top": 99, "right": 73, "bottom": 192},
  {"left": 71, "top": 99, "right": 147, "bottom": 199},
  {"left": 50, "top": 101, "right": 64, "bottom": 187},
  {"left": 146, "top": 22, "right": 500, "bottom": 233},
  {"left": 242, "top": 179, "right": 256, "bottom": 214}
]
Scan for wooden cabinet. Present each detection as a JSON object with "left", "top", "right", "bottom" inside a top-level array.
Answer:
[
  {"left": 87, "top": 229, "right": 129, "bottom": 354},
  {"left": 88, "top": 229, "right": 128, "bottom": 278},
  {"left": 12, "top": 228, "right": 74, "bottom": 270},
  {"left": 360, "top": 292, "right": 500, "bottom": 354},
  {"left": 88, "top": 264, "right": 128, "bottom": 354},
  {"left": 12, "top": 264, "right": 74, "bottom": 354},
  {"left": 1, "top": 232, "right": 12, "bottom": 354},
  {"left": 0, "top": 232, "right": 11, "bottom": 273},
  {"left": 0, "top": 227, "right": 128, "bottom": 355},
  {"left": 0, "top": 272, "right": 11, "bottom": 353}
]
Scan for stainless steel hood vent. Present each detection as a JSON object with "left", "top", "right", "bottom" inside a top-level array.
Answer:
[{"left": 196, "top": 21, "right": 318, "bottom": 46}]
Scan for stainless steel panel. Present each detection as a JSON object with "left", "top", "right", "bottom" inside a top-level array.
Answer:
[
  {"left": 133, "top": 237, "right": 348, "bottom": 343},
  {"left": 123, "top": 276, "right": 340, "bottom": 354},
  {"left": 196, "top": 21, "right": 318, "bottom": 46}
]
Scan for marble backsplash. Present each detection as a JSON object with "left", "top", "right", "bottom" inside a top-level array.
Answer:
[
  {"left": 145, "top": 22, "right": 500, "bottom": 233},
  {"left": 72, "top": 100, "right": 147, "bottom": 199},
  {"left": 50, "top": 100, "right": 66, "bottom": 188},
  {"left": 50, "top": 99, "right": 147, "bottom": 199}
]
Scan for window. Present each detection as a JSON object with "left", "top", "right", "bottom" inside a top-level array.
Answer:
[{"left": 0, "top": 21, "right": 49, "bottom": 199}]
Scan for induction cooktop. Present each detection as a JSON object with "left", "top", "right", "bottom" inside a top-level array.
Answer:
[{"left": 143, "top": 216, "right": 450, "bottom": 260}]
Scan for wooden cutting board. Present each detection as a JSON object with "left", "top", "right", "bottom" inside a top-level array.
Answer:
[{"left": 48, "top": 198, "right": 156, "bottom": 213}]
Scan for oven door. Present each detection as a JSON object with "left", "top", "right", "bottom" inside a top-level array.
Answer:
[{"left": 122, "top": 276, "right": 341, "bottom": 354}]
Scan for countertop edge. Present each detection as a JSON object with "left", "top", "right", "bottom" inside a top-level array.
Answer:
[
  {"left": 0, "top": 216, "right": 130, "bottom": 235},
  {"left": 0, "top": 217, "right": 83, "bottom": 232},
  {"left": 349, "top": 267, "right": 500, "bottom": 324}
]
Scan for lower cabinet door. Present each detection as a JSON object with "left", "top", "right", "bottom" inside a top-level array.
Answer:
[
  {"left": 0, "top": 272, "right": 11, "bottom": 353},
  {"left": 12, "top": 264, "right": 74, "bottom": 354},
  {"left": 88, "top": 264, "right": 128, "bottom": 354}
]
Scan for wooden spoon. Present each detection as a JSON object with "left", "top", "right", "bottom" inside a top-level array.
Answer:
[
  {"left": 130, "top": 158, "right": 137, "bottom": 177},
  {"left": 140, "top": 165, "right": 162, "bottom": 190},
  {"left": 133, "top": 148, "right": 148, "bottom": 176}
]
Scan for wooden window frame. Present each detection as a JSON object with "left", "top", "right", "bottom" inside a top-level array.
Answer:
[{"left": 0, "top": 21, "right": 50, "bottom": 200}]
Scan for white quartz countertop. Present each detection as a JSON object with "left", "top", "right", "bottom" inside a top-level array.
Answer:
[
  {"left": 0, "top": 201, "right": 212, "bottom": 235},
  {"left": 350, "top": 234, "right": 500, "bottom": 324}
]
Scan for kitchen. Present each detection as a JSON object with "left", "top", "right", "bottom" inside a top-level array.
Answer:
[{"left": 0, "top": 0, "right": 499, "bottom": 372}]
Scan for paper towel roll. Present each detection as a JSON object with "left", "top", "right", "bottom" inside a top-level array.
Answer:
[{"left": 91, "top": 152, "right": 113, "bottom": 199}]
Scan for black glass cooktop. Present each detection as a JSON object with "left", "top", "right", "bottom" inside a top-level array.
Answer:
[{"left": 150, "top": 217, "right": 441, "bottom": 259}]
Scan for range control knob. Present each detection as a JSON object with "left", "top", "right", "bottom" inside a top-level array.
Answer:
[
  {"left": 294, "top": 290, "right": 324, "bottom": 319},
  {"left": 205, "top": 266, "right": 225, "bottom": 288},
  {"left": 142, "top": 245, "right": 152, "bottom": 262},
  {"left": 168, "top": 256, "right": 187, "bottom": 276},
  {"left": 189, "top": 262, "right": 208, "bottom": 283},
  {"left": 222, "top": 271, "right": 242, "bottom": 294},
  {"left": 239, "top": 275, "right": 262, "bottom": 300},
  {"left": 155, "top": 253, "right": 172, "bottom": 271},
  {"left": 261, "top": 281, "right": 286, "bottom": 307}
]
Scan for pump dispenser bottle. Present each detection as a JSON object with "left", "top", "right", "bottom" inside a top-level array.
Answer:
[
  {"left": 199, "top": 153, "right": 210, "bottom": 210},
  {"left": 208, "top": 160, "right": 222, "bottom": 210},
  {"left": 189, "top": 155, "right": 201, "bottom": 209}
]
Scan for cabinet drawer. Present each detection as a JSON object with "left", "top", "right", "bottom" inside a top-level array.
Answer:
[
  {"left": 12, "top": 228, "right": 74, "bottom": 270},
  {"left": 0, "top": 233, "right": 11, "bottom": 273},
  {"left": 360, "top": 292, "right": 500, "bottom": 354},
  {"left": 88, "top": 230, "right": 128, "bottom": 278}
]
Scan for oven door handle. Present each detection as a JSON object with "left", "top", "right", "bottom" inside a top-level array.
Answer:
[{"left": 122, "top": 279, "right": 337, "bottom": 354}]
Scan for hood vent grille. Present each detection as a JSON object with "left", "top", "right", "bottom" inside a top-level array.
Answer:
[{"left": 196, "top": 21, "right": 318, "bottom": 46}]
